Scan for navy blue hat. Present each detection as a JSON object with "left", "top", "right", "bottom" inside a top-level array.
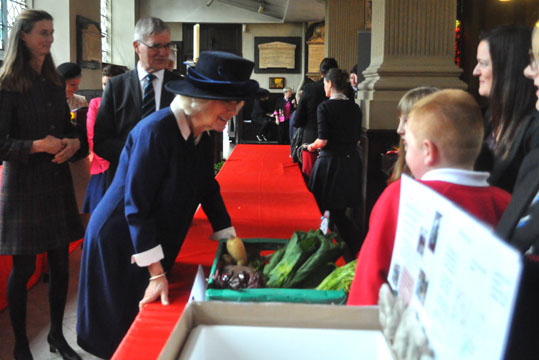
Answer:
[{"left": 165, "top": 51, "right": 259, "bottom": 100}]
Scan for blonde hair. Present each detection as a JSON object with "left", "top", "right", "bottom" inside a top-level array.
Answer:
[
  {"left": 175, "top": 95, "right": 210, "bottom": 116},
  {"left": 408, "top": 89, "right": 484, "bottom": 167},
  {"left": 388, "top": 86, "right": 439, "bottom": 184},
  {"left": 396, "top": 86, "right": 439, "bottom": 118}
]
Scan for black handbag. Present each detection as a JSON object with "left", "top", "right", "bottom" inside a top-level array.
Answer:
[
  {"left": 290, "top": 127, "right": 304, "bottom": 163},
  {"left": 69, "top": 106, "right": 90, "bottom": 162}
]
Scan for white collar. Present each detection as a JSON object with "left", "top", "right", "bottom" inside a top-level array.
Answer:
[
  {"left": 330, "top": 93, "right": 348, "bottom": 100},
  {"left": 137, "top": 62, "right": 165, "bottom": 82},
  {"left": 421, "top": 168, "right": 490, "bottom": 187},
  {"left": 170, "top": 96, "right": 203, "bottom": 145}
]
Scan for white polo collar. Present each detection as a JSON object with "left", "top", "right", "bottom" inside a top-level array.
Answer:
[{"left": 421, "top": 168, "right": 490, "bottom": 187}]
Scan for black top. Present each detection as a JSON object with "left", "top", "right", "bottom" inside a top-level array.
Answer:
[
  {"left": 294, "top": 79, "right": 355, "bottom": 144},
  {"left": 317, "top": 98, "right": 362, "bottom": 153},
  {"left": 488, "top": 110, "right": 539, "bottom": 193}
]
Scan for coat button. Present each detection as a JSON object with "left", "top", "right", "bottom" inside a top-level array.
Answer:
[
  {"left": 50, "top": 125, "right": 56, "bottom": 130},
  {"left": 47, "top": 102, "right": 52, "bottom": 107}
]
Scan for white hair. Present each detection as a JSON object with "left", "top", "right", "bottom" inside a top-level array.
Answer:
[{"left": 175, "top": 95, "right": 211, "bottom": 116}]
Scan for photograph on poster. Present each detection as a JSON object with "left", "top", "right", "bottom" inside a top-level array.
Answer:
[
  {"left": 415, "top": 269, "right": 429, "bottom": 305},
  {"left": 428, "top": 212, "right": 442, "bottom": 252},
  {"left": 416, "top": 227, "right": 427, "bottom": 256}
]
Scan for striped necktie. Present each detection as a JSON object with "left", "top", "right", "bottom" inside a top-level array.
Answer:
[{"left": 142, "top": 73, "right": 156, "bottom": 118}]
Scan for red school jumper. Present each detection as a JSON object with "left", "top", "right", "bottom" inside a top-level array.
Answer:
[{"left": 347, "top": 170, "right": 511, "bottom": 306}]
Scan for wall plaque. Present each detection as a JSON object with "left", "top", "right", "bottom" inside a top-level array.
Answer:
[
  {"left": 258, "top": 42, "right": 296, "bottom": 69},
  {"left": 254, "top": 37, "right": 301, "bottom": 74},
  {"left": 307, "top": 41, "right": 324, "bottom": 74}
]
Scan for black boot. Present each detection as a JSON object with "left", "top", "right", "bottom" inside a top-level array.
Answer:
[
  {"left": 47, "top": 334, "right": 82, "bottom": 360},
  {"left": 8, "top": 255, "right": 36, "bottom": 360},
  {"left": 47, "top": 246, "right": 81, "bottom": 360},
  {"left": 13, "top": 340, "right": 33, "bottom": 360}
]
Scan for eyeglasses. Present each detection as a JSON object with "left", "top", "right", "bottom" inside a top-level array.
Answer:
[
  {"left": 530, "top": 49, "right": 538, "bottom": 73},
  {"left": 138, "top": 40, "right": 172, "bottom": 51}
]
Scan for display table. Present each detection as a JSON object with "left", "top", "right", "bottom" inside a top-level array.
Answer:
[{"left": 112, "top": 144, "right": 322, "bottom": 359}]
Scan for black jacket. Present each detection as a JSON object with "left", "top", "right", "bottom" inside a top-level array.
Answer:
[
  {"left": 94, "top": 68, "right": 181, "bottom": 186},
  {"left": 294, "top": 79, "right": 355, "bottom": 144}
]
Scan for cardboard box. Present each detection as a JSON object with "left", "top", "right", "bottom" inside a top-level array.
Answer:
[
  {"left": 158, "top": 301, "right": 395, "bottom": 360},
  {"left": 206, "top": 238, "right": 348, "bottom": 304}
]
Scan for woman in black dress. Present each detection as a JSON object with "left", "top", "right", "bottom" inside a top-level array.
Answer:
[
  {"left": 0, "top": 10, "right": 83, "bottom": 360},
  {"left": 305, "top": 68, "right": 362, "bottom": 259}
]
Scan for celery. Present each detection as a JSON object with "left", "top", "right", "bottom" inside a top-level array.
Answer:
[{"left": 316, "top": 260, "right": 357, "bottom": 292}]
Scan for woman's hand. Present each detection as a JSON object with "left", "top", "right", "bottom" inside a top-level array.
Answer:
[
  {"left": 30, "top": 135, "right": 64, "bottom": 155},
  {"left": 52, "top": 138, "right": 80, "bottom": 164},
  {"left": 139, "top": 276, "right": 169, "bottom": 310},
  {"left": 139, "top": 262, "right": 170, "bottom": 310}
]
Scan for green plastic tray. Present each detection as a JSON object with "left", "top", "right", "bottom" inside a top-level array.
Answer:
[{"left": 205, "top": 238, "right": 347, "bottom": 304}]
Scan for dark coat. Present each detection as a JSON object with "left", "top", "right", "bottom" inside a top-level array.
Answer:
[
  {"left": 77, "top": 109, "right": 232, "bottom": 358},
  {"left": 294, "top": 79, "right": 354, "bottom": 144},
  {"left": 496, "top": 149, "right": 539, "bottom": 251},
  {"left": 0, "top": 73, "right": 83, "bottom": 254},
  {"left": 93, "top": 68, "right": 182, "bottom": 186},
  {"left": 488, "top": 110, "right": 539, "bottom": 193}
]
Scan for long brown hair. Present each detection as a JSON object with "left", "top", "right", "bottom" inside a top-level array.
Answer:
[{"left": 0, "top": 9, "right": 62, "bottom": 92}]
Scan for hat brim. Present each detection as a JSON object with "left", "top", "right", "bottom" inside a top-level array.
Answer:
[{"left": 165, "top": 78, "right": 259, "bottom": 101}]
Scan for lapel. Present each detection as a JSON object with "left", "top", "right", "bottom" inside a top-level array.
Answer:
[
  {"left": 160, "top": 70, "right": 175, "bottom": 109},
  {"left": 496, "top": 165, "right": 539, "bottom": 241},
  {"left": 129, "top": 69, "right": 143, "bottom": 117}
]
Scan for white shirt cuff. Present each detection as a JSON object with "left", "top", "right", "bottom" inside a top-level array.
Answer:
[
  {"left": 210, "top": 226, "right": 236, "bottom": 241},
  {"left": 131, "top": 245, "right": 165, "bottom": 267}
]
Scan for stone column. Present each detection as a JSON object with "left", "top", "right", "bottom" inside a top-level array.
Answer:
[
  {"left": 325, "top": 0, "right": 365, "bottom": 73},
  {"left": 359, "top": 0, "right": 465, "bottom": 129}
]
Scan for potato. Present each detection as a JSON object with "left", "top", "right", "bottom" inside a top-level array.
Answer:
[{"left": 226, "top": 236, "right": 248, "bottom": 266}]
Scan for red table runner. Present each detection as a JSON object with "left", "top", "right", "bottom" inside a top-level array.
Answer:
[{"left": 112, "top": 144, "right": 321, "bottom": 359}]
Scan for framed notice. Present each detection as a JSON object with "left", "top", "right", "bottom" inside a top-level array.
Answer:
[
  {"left": 254, "top": 37, "right": 301, "bottom": 74},
  {"left": 76, "top": 16, "right": 101, "bottom": 69}
]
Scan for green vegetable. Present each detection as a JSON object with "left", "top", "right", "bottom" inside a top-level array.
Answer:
[
  {"left": 262, "top": 246, "right": 285, "bottom": 277},
  {"left": 316, "top": 259, "right": 357, "bottom": 292},
  {"left": 283, "top": 231, "right": 344, "bottom": 288},
  {"left": 265, "top": 231, "right": 318, "bottom": 288}
]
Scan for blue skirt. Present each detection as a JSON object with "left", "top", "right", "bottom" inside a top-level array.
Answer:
[{"left": 82, "top": 173, "right": 106, "bottom": 214}]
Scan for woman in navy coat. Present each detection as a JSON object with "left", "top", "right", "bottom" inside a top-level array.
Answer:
[{"left": 77, "top": 51, "right": 259, "bottom": 359}]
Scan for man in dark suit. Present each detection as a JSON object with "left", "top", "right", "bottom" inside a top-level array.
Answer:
[
  {"left": 94, "top": 17, "right": 181, "bottom": 187},
  {"left": 293, "top": 58, "right": 354, "bottom": 178}
]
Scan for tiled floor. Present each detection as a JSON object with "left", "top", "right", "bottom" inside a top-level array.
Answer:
[{"left": 0, "top": 132, "right": 237, "bottom": 360}]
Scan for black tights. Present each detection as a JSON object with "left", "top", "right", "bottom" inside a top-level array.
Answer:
[
  {"left": 329, "top": 208, "right": 362, "bottom": 261},
  {"left": 7, "top": 245, "right": 69, "bottom": 350}
]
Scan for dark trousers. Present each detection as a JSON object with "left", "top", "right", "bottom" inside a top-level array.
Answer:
[{"left": 278, "top": 120, "right": 290, "bottom": 145}]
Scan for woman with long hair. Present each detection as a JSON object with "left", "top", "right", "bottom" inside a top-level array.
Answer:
[
  {"left": 0, "top": 9, "right": 83, "bottom": 360},
  {"left": 473, "top": 24, "right": 539, "bottom": 193},
  {"left": 305, "top": 68, "right": 362, "bottom": 260}
]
